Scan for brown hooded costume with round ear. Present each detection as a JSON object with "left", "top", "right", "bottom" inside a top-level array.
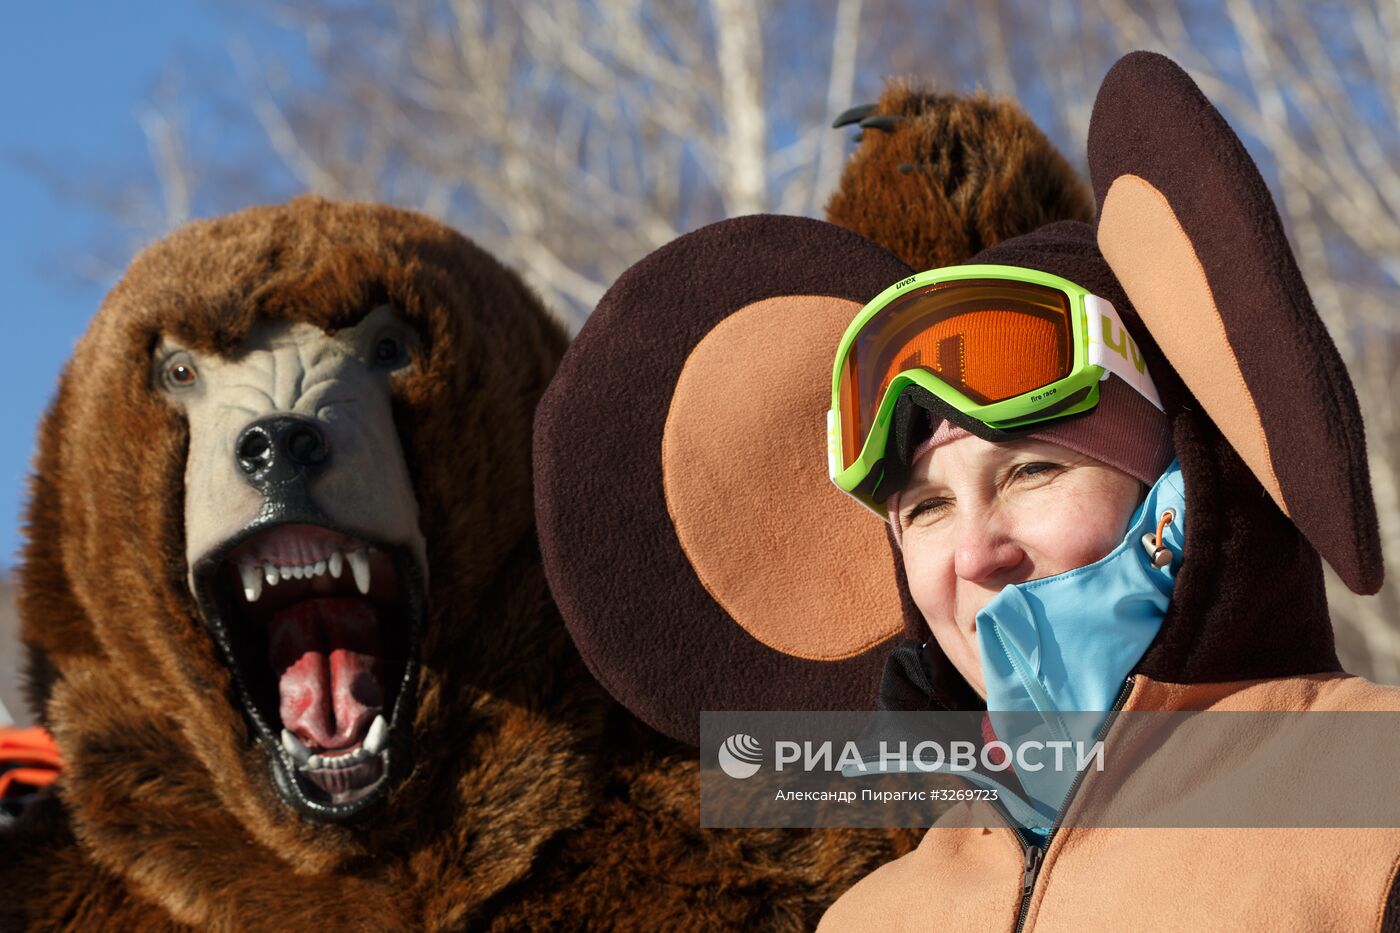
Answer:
[
  {"left": 536, "top": 53, "right": 1400, "bottom": 933},
  {"left": 0, "top": 196, "right": 918, "bottom": 931}
]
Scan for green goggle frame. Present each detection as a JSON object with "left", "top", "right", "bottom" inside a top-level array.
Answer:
[{"left": 826, "top": 264, "right": 1161, "bottom": 517}]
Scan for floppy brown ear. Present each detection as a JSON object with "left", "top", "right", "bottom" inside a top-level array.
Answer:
[
  {"left": 534, "top": 215, "right": 913, "bottom": 744},
  {"left": 1089, "top": 51, "right": 1383, "bottom": 595}
]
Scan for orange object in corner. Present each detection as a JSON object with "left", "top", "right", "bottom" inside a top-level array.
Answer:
[{"left": 0, "top": 726, "right": 62, "bottom": 800}]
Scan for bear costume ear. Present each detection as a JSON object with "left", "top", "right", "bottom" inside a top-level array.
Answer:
[
  {"left": 534, "top": 216, "right": 913, "bottom": 745},
  {"left": 1089, "top": 51, "right": 1383, "bottom": 595}
]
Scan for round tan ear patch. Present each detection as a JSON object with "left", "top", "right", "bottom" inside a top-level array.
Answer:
[{"left": 661, "top": 295, "right": 904, "bottom": 661}]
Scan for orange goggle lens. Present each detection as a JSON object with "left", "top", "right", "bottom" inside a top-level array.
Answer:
[{"left": 837, "top": 280, "right": 1074, "bottom": 470}]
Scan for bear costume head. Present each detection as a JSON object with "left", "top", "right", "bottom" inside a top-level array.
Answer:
[{"left": 8, "top": 197, "right": 631, "bottom": 925}]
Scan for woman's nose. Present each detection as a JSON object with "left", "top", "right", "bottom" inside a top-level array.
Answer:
[{"left": 952, "top": 513, "right": 1026, "bottom": 584}]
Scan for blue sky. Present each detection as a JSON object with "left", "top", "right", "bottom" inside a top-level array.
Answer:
[{"left": 0, "top": 3, "right": 297, "bottom": 569}]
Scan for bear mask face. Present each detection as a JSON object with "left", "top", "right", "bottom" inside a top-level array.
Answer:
[
  {"left": 159, "top": 304, "right": 429, "bottom": 821},
  {"left": 23, "top": 197, "right": 569, "bottom": 867}
]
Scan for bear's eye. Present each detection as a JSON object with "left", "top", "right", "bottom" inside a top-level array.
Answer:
[
  {"left": 374, "top": 336, "right": 404, "bottom": 366},
  {"left": 164, "top": 357, "right": 199, "bottom": 390}
]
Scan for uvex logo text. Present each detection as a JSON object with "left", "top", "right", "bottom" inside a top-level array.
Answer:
[{"left": 1100, "top": 313, "right": 1146, "bottom": 374}]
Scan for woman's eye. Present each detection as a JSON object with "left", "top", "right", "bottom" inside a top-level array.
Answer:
[
  {"left": 164, "top": 359, "right": 198, "bottom": 389},
  {"left": 1015, "top": 462, "right": 1058, "bottom": 480},
  {"left": 904, "top": 498, "right": 951, "bottom": 525}
]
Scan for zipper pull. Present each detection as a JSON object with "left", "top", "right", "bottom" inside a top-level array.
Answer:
[
  {"left": 1140, "top": 509, "right": 1176, "bottom": 568},
  {"left": 1022, "top": 844, "right": 1044, "bottom": 897}
]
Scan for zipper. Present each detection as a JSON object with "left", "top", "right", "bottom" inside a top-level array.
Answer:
[
  {"left": 1010, "top": 841, "right": 1042, "bottom": 933},
  {"left": 1009, "top": 675, "right": 1137, "bottom": 933}
]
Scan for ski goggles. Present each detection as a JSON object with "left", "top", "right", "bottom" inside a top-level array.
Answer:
[{"left": 827, "top": 264, "right": 1162, "bottom": 515}]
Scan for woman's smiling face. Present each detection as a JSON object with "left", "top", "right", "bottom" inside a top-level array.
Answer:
[{"left": 895, "top": 434, "right": 1144, "bottom": 699}]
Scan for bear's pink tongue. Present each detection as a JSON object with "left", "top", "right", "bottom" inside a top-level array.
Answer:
[{"left": 269, "top": 597, "right": 384, "bottom": 750}]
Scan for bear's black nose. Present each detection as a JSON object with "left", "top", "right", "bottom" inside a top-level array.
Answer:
[{"left": 235, "top": 416, "right": 329, "bottom": 489}]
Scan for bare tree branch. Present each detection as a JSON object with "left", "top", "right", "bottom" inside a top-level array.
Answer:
[{"left": 710, "top": 0, "right": 769, "bottom": 215}]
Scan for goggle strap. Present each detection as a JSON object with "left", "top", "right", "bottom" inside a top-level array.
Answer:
[
  {"left": 826, "top": 409, "right": 842, "bottom": 482},
  {"left": 1085, "top": 294, "right": 1164, "bottom": 411}
]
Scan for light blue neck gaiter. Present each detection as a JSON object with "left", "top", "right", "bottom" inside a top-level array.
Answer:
[{"left": 975, "top": 458, "right": 1185, "bottom": 825}]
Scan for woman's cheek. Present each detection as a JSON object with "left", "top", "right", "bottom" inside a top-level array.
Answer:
[
  {"left": 1020, "top": 474, "right": 1138, "bottom": 570},
  {"left": 901, "top": 540, "right": 954, "bottom": 632},
  {"left": 1013, "top": 486, "right": 1104, "bottom": 570}
]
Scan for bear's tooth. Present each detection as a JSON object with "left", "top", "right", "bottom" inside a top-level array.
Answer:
[
  {"left": 363, "top": 714, "right": 388, "bottom": 755},
  {"left": 306, "top": 753, "right": 324, "bottom": 770},
  {"left": 347, "top": 549, "right": 371, "bottom": 595},
  {"left": 281, "top": 730, "right": 312, "bottom": 764},
  {"left": 328, "top": 551, "right": 344, "bottom": 579},
  {"left": 240, "top": 564, "right": 264, "bottom": 603},
  {"left": 312, "top": 559, "right": 327, "bottom": 578},
  {"left": 264, "top": 563, "right": 280, "bottom": 586}
]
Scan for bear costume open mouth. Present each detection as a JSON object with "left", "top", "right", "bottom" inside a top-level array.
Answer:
[{"left": 192, "top": 522, "right": 425, "bottom": 821}]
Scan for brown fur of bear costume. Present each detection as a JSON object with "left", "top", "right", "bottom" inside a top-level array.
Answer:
[
  {"left": 826, "top": 83, "right": 1094, "bottom": 270},
  {"left": 2, "top": 84, "right": 1090, "bottom": 931}
]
